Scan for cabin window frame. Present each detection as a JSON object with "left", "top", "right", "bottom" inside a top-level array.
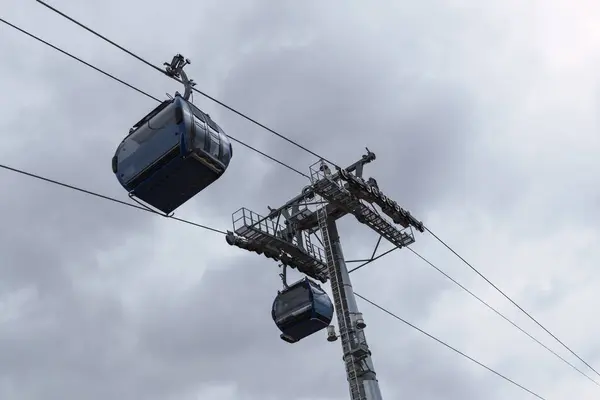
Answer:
[
  {"left": 125, "top": 101, "right": 178, "bottom": 149},
  {"left": 274, "top": 284, "right": 312, "bottom": 317},
  {"left": 219, "top": 134, "right": 232, "bottom": 164}
]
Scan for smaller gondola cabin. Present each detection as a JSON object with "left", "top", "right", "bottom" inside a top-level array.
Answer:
[
  {"left": 112, "top": 94, "right": 233, "bottom": 214},
  {"left": 272, "top": 277, "right": 334, "bottom": 343}
]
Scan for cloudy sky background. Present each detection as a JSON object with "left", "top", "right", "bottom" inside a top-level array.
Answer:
[{"left": 1, "top": 0, "right": 600, "bottom": 399}]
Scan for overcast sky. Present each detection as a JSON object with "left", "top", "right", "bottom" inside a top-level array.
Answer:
[{"left": 1, "top": 0, "right": 600, "bottom": 399}]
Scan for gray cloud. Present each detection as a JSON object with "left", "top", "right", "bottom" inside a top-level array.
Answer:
[
  {"left": 219, "top": 27, "right": 477, "bottom": 215},
  {"left": 1, "top": 1, "right": 599, "bottom": 400}
]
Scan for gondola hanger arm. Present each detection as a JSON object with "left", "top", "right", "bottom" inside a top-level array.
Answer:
[{"left": 163, "top": 54, "right": 196, "bottom": 101}]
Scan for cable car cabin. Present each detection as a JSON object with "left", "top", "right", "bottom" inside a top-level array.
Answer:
[
  {"left": 272, "top": 278, "right": 334, "bottom": 344},
  {"left": 112, "top": 94, "right": 233, "bottom": 214}
]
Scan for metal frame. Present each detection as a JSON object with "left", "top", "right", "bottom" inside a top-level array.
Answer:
[
  {"left": 346, "top": 235, "right": 384, "bottom": 264},
  {"left": 164, "top": 54, "right": 196, "bottom": 101},
  {"left": 225, "top": 150, "right": 425, "bottom": 400}
]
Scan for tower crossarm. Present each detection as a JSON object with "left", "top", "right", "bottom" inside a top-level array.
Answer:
[
  {"left": 228, "top": 207, "right": 329, "bottom": 282},
  {"left": 311, "top": 176, "right": 416, "bottom": 250},
  {"left": 337, "top": 169, "right": 425, "bottom": 233}
]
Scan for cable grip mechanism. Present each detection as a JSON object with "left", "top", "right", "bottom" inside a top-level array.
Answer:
[{"left": 164, "top": 54, "right": 196, "bottom": 101}]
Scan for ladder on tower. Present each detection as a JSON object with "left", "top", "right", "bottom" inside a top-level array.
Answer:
[{"left": 315, "top": 187, "right": 366, "bottom": 400}]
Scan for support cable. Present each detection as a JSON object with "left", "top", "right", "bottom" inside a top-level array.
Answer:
[
  {"left": 0, "top": 17, "right": 309, "bottom": 180},
  {"left": 0, "top": 163, "right": 227, "bottom": 235},
  {"left": 406, "top": 246, "right": 600, "bottom": 387},
  {"left": 355, "top": 292, "right": 547, "bottom": 400},
  {"left": 35, "top": 0, "right": 340, "bottom": 169},
  {"left": 425, "top": 226, "right": 600, "bottom": 378},
  {"left": 348, "top": 244, "right": 599, "bottom": 386}
]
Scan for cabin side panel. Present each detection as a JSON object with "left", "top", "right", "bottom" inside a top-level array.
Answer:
[{"left": 116, "top": 102, "right": 182, "bottom": 186}]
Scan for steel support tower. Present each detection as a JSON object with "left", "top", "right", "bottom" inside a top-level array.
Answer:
[{"left": 226, "top": 149, "right": 424, "bottom": 400}]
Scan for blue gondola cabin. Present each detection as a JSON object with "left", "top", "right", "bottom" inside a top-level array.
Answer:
[
  {"left": 272, "top": 277, "right": 334, "bottom": 343},
  {"left": 112, "top": 94, "right": 233, "bottom": 214}
]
